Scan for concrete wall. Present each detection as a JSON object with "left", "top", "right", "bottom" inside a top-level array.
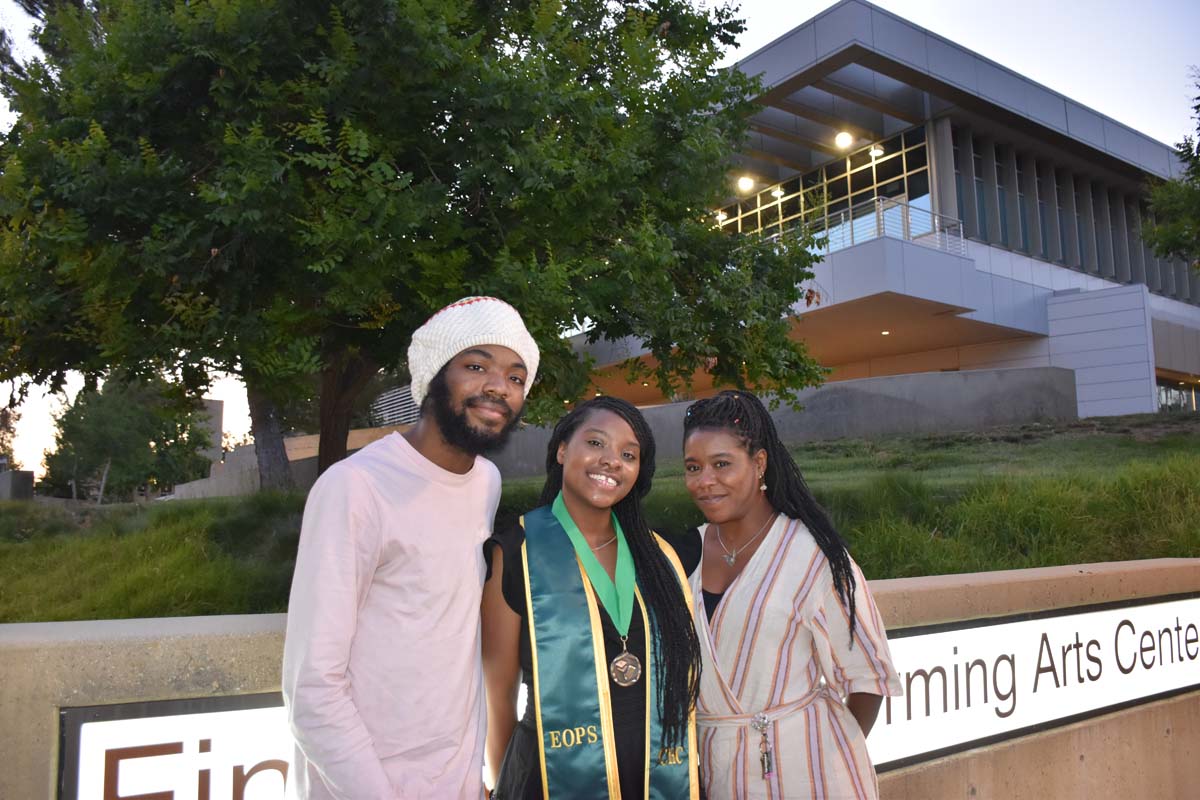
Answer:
[
  {"left": 2, "top": 559, "right": 1197, "bottom": 800},
  {"left": 1047, "top": 284, "right": 1159, "bottom": 417},
  {"left": 490, "top": 366, "right": 1077, "bottom": 478},
  {"left": 172, "top": 367, "right": 1076, "bottom": 494},
  {"left": 0, "top": 470, "right": 34, "bottom": 501}
]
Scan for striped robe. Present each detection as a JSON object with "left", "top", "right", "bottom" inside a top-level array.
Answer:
[{"left": 690, "top": 516, "right": 902, "bottom": 799}]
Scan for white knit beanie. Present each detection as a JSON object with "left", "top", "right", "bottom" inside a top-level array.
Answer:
[{"left": 407, "top": 296, "right": 541, "bottom": 406}]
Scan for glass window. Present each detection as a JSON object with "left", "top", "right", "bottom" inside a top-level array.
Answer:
[
  {"left": 883, "top": 135, "right": 902, "bottom": 155},
  {"left": 783, "top": 177, "right": 800, "bottom": 196},
  {"left": 849, "top": 149, "right": 873, "bottom": 171},
  {"left": 876, "top": 153, "right": 904, "bottom": 183},
  {"left": 827, "top": 176, "right": 848, "bottom": 201},
  {"left": 878, "top": 179, "right": 904, "bottom": 199},
  {"left": 907, "top": 169, "right": 930, "bottom": 201},
  {"left": 905, "top": 144, "right": 927, "bottom": 172},
  {"left": 742, "top": 210, "right": 760, "bottom": 232},
  {"left": 826, "top": 158, "right": 847, "bottom": 179},
  {"left": 850, "top": 166, "right": 874, "bottom": 194},
  {"left": 781, "top": 195, "right": 801, "bottom": 221},
  {"left": 739, "top": 199, "right": 756, "bottom": 217},
  {"left": 802, "top": 169, "right": 821, "bottom": 189},
  {"left": 903, "top": 127, "right": 925, "bottom": 150}
]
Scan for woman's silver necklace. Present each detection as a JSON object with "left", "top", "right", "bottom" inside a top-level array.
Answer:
[
  {"left": 590, "top": 535, "right": 616, "bottom": 552},
  {"left": 715, "top": 513, "right": 777, "bottom": 566}
]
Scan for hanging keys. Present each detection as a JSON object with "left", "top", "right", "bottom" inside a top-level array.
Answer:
[{"left": 751, "top": 712, "right": 774, "bottom": 780}]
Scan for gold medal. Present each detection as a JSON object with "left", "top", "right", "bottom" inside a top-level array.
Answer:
[{"left": 609, "top": 636, "right": 642, "bottom": 687}]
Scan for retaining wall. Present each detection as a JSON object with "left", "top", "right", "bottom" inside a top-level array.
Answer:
[{"left": 2, "top": 558, "right": 1195, "bottom": 799}]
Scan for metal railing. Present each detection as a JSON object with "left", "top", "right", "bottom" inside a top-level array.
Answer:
[
  {"left": 370, "top": 384, "right": 420, "bottom": 426},
  {"left": 818, "top": 196, "right": 966, "bottom": 257}
]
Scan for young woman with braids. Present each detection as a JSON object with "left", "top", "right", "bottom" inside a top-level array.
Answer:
[
  {"left": 680, "top": 390, "right": 901, "bottom": 800},
  {"left": 481, "top": 397, "right": 702, "bottom": 799}
]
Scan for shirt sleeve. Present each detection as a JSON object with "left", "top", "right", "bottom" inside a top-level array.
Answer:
[
  {"left": 808, "top": 558, "right": 904, "bottom": 699},
  {"left": 281, "top": 463, "right": 397, "bottom": 800},
  {"left": 483, "top": 519, "right": 527, "bottom": 616}
]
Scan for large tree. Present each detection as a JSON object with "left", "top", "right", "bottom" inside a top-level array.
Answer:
[
  {"left": 1, "top": 0, "right": 825, "bottom": 478},
  {"left": 40, "top": 377, "right": 211, "bottom": 502},
  {"left": 0, "top": 407, "right": 18, "bottom": 471},
  {"left": 1145, "top": 75, "right": 1200, "bottom": 271}
]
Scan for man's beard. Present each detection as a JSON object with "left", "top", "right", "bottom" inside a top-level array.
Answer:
[{"left": 427, "top": 371, "right": 524, "bottom": 457}]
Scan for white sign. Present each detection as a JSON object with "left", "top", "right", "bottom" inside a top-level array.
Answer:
[
  {"left": 868, "top": 596, "right": 1200, "bottom": 768},
  {"left": 72, "top": 703, "right": 293, "bottom": 800},
  {"left": 62, "top": 597, "right": 1200, "bottom": 797}
]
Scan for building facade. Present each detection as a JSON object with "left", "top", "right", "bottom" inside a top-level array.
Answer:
[{"left": 583, "top": 0, "right": 1200, "bottom": 417}]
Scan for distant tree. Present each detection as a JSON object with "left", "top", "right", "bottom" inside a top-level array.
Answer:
[
  {"left": 41, "top": 379, "right": 210, "bottom": 503},
  {"left": 0, "top": 407, "right": 19, "bottom": 471},
  {"left": 1, "top": 0, "right": 826, "bottom": 481},
  {"left": 1144, "top": 74, "right": 1200, "bottom": 271}
]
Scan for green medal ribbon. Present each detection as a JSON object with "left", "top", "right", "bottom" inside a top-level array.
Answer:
[{"left": 551, "top": 492, "right": 635, "bottom": 637}]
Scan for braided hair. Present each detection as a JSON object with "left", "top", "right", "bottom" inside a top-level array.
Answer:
[
  {"left": 539, "top": 396, "right": 701, "bottom": 749},
  {"left": 683, "top": 390, "right": 858, "bottom": 647}
]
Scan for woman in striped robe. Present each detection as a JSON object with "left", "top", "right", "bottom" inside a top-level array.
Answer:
[{"left": 680, "top": 391, "right": 902, "bottom": 799}]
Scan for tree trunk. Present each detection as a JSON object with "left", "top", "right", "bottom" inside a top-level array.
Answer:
[
  {"left": 317, "top": 350, "right": 380, "bottom": 474},
  {"left": 96, "top": 457, "right": 111, "bottom": 505},
  {"left": 246, "top": 377, "right": 294, "bottom": 492}
]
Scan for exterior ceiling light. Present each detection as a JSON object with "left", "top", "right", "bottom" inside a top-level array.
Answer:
[
  {"left": 835, "top": 131, "right": 854, "bottom": 149},
  {"left": 737, "top": 175, "right": 756, "bottom": 193},
  {"left": 881, "top": 330, "right": 891, "bottom": 336},
  {"left": 716, "top": 211, "right": 728, "bottom": 222},
  {"left": 869, "top": 145, "right": 885, "bottom": 158},
  {"left": 771, "top": 188, "right": 785, "bottom": 198}
]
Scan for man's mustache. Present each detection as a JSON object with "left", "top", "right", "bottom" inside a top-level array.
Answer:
[{"left": 465, "top": 396, "right": 514, "bottom": 420}]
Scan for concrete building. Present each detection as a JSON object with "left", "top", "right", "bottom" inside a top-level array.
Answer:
[{"left": 579, "top": 0, "right": 1199, "bottom": 418}]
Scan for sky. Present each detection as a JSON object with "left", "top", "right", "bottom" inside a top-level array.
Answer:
[{"left": 2, "top": 0, "right": 1197, "bottom": 477}]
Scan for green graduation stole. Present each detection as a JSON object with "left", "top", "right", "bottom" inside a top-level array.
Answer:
[{"left": 520, "top": 500, "right": 698, "bottom": 800}]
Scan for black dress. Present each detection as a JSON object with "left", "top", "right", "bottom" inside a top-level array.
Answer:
[{"left": 484, "top": 522, "right": 701, "bottom": 800}]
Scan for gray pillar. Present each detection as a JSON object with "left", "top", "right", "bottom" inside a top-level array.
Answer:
[
  {"left": 1092, "top": 184, "right": 1115, "bottom": 279},
  {"left": 930, "top": 118, "right": 958, "bottom": 222},
  {"left": 1020, "top": 151, "right": 1042, "bottom": 257},
  {"left": 1041, "top": 161, "right": 1063, "bottom": 263},
  {"left": 1139, "top": 205, "right": 1162, "bottom": 291},
  {"left": 1002, "top": 146, "right": 1022, "bottom": 251},
  {"left": 1175, "top": 260, "right": 1191, "bottom": 301},
  {"left": 1126, "top": 200, "right": 1146, "bottom": 285},
  {"left": 980, "top": 138, "right": 1002, "bottom": 244},
  {"left": 1110, "top": 193, "right": 1131, "bottom": 283},
  {"left": 1074, "top": 176, "right": 1096, "bottom": 273},
  {"left": 956, "top": 127, "right": 980, "bottom": 240},
  {"left": 1060, "top": 169, "right": 1080, "bottom": 267}
]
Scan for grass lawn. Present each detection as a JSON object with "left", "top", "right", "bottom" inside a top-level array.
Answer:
[{"left": 2, "top": 413, "right": 1198, "bottom": 622}]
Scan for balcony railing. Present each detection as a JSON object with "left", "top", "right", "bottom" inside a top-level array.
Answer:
[{"left": 818, "top": 196, "right": 966, "bottom": 257}]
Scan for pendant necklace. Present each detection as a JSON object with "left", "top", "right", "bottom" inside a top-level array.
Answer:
[
  {"left": 551, "top": 493, "right": 642, "bottom": 687},
  {"left": 715, "top": 512, "right": 777, "bottom": 567}
]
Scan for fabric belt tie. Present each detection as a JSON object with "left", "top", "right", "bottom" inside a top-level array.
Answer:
[{"left": 695, "top": 686, "right": 838, "bottom": 729}]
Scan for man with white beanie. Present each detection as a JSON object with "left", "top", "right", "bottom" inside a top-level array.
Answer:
[{"left": 283, "top": 297, "right": 540, "bottom": 799}]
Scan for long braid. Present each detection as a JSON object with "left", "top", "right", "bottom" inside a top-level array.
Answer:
[
  {"left": 683, "top": 391, "right": 859, "bottom": 647},
  {"left": 539, "top": 397, "right": 701, "bottom": 748}
]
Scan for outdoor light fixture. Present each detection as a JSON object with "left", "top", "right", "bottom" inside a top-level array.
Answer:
[
  {"left": 716, "top": 211, "right": 728, "bottom": 222},
  {"left": 835, "top": 131, "right": 854, "bottom": 149},
  {"left": 771, "top": 188, "right": 784, "bottom": 198},
  {"left": 881, "top": 330, "right": 891, "bottom": 336},
  {"left": 737, "top": 175, "right": 756, "bottom": 193},
  {"left": 869, "top": 145, "right": 885, "bottom": 158}
]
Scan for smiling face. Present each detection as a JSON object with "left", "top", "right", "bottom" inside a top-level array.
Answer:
[
  {"left": 556, "top": 409, "right": 641, "bottom": 513},
  {"left": 428, "top": 344, "right": 528, "bottom": 456},
  {"left": 683, "top": 428, "right": 768, "bottom": 525}
]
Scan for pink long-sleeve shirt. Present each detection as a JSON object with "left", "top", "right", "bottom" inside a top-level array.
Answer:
[{"left": 282, "top": 432, "right": 501, "bottom": 799}]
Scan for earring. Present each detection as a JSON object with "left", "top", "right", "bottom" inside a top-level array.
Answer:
[{"left": 759, "top": 474, "right": 767, "bottom": 492}]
